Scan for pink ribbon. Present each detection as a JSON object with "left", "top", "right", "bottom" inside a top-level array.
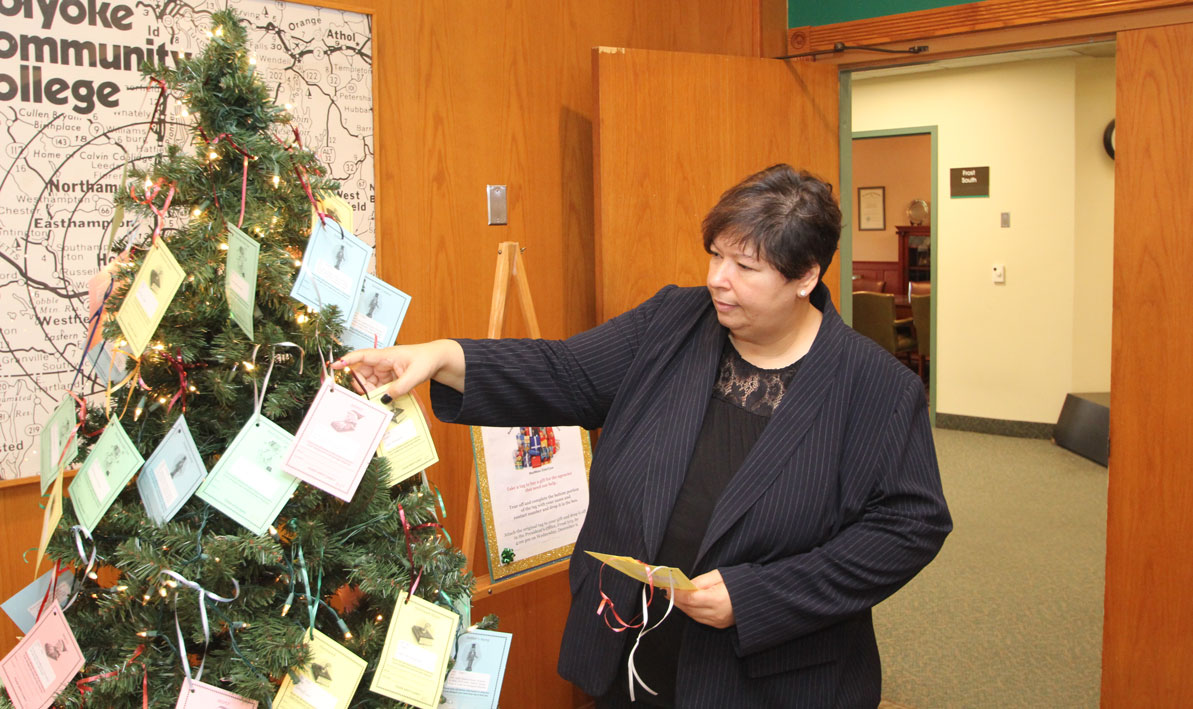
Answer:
[{"left": 128, "top": 179, "right": 176, "bottom": 244}]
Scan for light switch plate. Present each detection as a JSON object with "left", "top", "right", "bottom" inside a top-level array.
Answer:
[
  {"left": 992, "top": 264, "right": 1006, "bottom": 284},
  {"left": 487, "top": 185, "right": 507, "bottom": 225},
  {"left": 1001, "top": 212, "right": 1010, "bottom": 228}
]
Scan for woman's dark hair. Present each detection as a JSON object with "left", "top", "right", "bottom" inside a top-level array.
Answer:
[{"left": 701, "top": 164, "right": 842, "bottom": 281}]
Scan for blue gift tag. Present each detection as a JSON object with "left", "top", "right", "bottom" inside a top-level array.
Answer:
[{"left": 137, "top": 414, "right": 207, "bottom": 524}]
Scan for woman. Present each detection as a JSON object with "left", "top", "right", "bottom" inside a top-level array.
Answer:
[{"left": 335, "top": 165, "right": 950, "bottom": 708}]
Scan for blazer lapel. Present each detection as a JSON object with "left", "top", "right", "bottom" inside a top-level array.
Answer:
[
  {"left": 639, "top": 310, "right": 724, "bottom": 558},
  {"left": 693, "top": 284, "right": 846, "bottom": 567}
]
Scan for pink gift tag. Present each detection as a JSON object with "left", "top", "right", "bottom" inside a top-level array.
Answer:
[
  {"left": 0, "top": 606, "right": 85, "bottom": 709},
  {"left": 175, "top": 677, "right": 259, "bottom": 709}
]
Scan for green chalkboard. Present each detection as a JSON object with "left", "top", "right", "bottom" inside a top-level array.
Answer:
[{"left": 789, "top": 0, "right": 980, "bottom": 28}]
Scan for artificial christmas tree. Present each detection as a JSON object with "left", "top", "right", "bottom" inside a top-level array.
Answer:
[{"left": 2, "top": 10, "right": 490, "bottom": 707}]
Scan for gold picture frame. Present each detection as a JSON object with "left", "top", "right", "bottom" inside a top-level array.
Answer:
[{"left": 470, "top": 425, "right": 593, "bottom": 580}]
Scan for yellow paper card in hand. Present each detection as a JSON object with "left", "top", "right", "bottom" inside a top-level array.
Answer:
[
  {"left": 585, "top": 551, "right": 698, "bottom": 591},
  {"left": 115, "top": 239, "right": 185, "bottom": 357}
]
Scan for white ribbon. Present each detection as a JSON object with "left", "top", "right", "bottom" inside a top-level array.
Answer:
[
  {"left": 626, "top": 571, "right": 676, "bottom": 702},
  {"left": 62, "top": 526, "right": 99, "bottom": 611},
  {"left": 160, "top": 569, "right": 240, "bottom": 682},
  {"left": 248, "top": 342, "right": 305, "bottom": 418}
]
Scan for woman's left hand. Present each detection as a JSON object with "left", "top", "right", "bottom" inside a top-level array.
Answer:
[{"left": 671, "top": 569, "right": 735, "bottom": 629}]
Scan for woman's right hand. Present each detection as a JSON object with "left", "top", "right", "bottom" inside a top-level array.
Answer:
[{"left": 332, "top": 339, "right": 465, "bottom": 398}]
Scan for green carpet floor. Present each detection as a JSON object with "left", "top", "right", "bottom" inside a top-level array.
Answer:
[{"left": 874, "top": 428, "right": 1107, "bottom": 708}]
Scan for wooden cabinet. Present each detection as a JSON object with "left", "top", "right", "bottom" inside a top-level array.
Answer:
[{"left": 896, "top": 224, "right": 931, "bottom": 296}]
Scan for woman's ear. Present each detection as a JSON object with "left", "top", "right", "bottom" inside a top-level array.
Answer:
[{"left": 795, "top": 265, "right": 821, "bottom": 297}]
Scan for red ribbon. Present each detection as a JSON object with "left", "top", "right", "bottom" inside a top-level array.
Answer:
[
  {"left": 162, "top": 349, "right": 207, "bottom": 413},
  {"left": 35, "top": 561, "right": 65, "bottom": 623},
  {"left": 396, "top": 505, "right": 449, "bottom": 603},
  {"left": 396, "top": 504, "right": 420, "bottom": 601},
  {"left": 238, "top": 155, "right": 249, "bottom": 228},
  {"left": 128, "top": 178, "right": 176, "bottom": 244},
  {"left": 200, "top": 131, "right": 257, "bottom": 227},
  {"left": 273, "top": 127, "right": 326, "bottom": 226},
  {"left": 76, "top": 644, "right": 148, "bottom": 708},
  {"left": 595, "top": 562, "right": 656, "bottom": 632},
  {"left": 294, "top": 164, "right": 324, "bottom": 226}
]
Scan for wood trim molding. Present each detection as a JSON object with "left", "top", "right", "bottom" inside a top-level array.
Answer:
[
  {"left": 788, "top": 0, "right": 1193, "bottom": 62},
  {"left": 755, "top": 0, "right": 790, "bottom": 57}
]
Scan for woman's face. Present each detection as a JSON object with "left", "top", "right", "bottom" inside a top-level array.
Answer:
[{"left": 706, "top": 234, "right": 808, "bottom": 339}]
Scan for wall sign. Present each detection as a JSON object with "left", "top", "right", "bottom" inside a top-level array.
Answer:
[{"left": 950, "top": 166, "right": 990, "bottom": 197}]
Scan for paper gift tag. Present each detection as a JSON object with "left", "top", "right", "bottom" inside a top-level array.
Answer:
[
  {"left": 197, "top": 414, "right": 298, "bottom": 535},
  {"left": 69, "top": 417, "right": 145, "bottom": 535},
  {"left": 584, "top": 551, "right": 698, "bottom": 591},
  {"left": 442, "top": 629, "right": 513, "bottom": 709},
  {"left": 33, "top": 476, "right": 63, "bottom": 575},
  {"left": 369, "top": 591, "right": 459, "bottom": 709},
  {"left": 38, "top": 395, "right": 78, "bottom": 495},
  {"left": 84, "top": 340, "right": 124, "bottom": 386},
  {"left": 225, "top": 223, "right": 261, "bottom": 339},
  {"left": 311, "top": 192, "right": 354, "bottom": 236},
  {"left": 341, "top": 275, "right": 411, "bottom": 351},
  {"left": 138, "top": 415, "right": 207, "bottom": 524},
  {"left": 367, "top": 387, "right": 439, "bottom": 486},
  {"left": 1, "top": 570, "right": 74, "bottom": 635},
  {"left": 282, "top": 380, "right": 391, "bottom": 502},
  {"left": 115, "top": 238, "right": 186, "bottom": 357},
  {"left": 176, "top": 677, "right": 259, "bottom": 709},
  {"left": 0, "top": 606, "right": 84, "bottom": 709},
  {"left": 273, "top": 629, "right": 367, "bottom": 709},
  {"left": 289, "top": 220, "right": 371, "bottom": 323}
]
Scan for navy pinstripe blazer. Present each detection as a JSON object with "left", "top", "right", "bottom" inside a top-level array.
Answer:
[{"left": 431, "top": 282, "right": 951, "bottom": 708}]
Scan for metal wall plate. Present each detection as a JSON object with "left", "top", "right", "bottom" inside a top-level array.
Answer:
[{"left": 487, "top": 185, "right": 507, "bottom": 225}]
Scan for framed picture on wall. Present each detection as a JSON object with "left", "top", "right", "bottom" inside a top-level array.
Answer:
[{"left": 858, "top": 186, "right": 886, "bottom": 230}]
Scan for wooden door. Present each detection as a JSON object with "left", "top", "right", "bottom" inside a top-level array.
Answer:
[
  {"left": 1103, "top": 22, "right": 1193, "bottom": 707},
  {"left": 593, "top": 48, "right": 841, "bottom": 321}
]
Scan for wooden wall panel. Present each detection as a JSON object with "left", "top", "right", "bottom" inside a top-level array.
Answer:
[
  {"left": 374, "top": 2, "right": 769, "bottom": 705},
  {"left": 594, "top": 49, "right": 840, "bottom": 322},
  {"left": 0, "top": 478, "right": 54, "bottom": 656},
  {"left": 1103, "top": 22, "right": 1193, "bottom": 706}
]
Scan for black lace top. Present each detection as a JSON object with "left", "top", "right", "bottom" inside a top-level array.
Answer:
[{"left": 616, "top": 336, "right": 803, "bottom": 706}]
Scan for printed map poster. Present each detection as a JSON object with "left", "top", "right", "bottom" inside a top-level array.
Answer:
[
  {"left": 470, "top": 426, "right": 592, "bottom": 581},
  {"left": 0, "top": 1, "right": 375, "bottom": 481}
]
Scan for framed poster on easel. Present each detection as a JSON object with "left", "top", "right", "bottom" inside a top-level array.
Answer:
[
  {"left": 463, "top": 242, "right": 591, "bottom": 591},
  {"left": 471, "top": 425, "right": 591, "bottom": 580}
]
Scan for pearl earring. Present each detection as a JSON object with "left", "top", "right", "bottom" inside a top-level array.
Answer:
[{"left": 799, "top": 290, "right": 807, "bottom": 297}]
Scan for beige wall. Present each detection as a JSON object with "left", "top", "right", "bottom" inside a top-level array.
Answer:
[
  {"left": 1072, "top": 59, "right": 1116, "bottom": 392},
  {"left": 852, "top": 56, "right": 1115, "bottom": 423},
  {"left": 851, "top": 134, "right": 932, "bottom": 262}
]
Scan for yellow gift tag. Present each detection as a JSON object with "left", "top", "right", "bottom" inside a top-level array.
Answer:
[
  {"left": 586, "top": 551, "right": 698, "bottom": 591},
  {"left": 311, "top": 190, "right": 354, "bottom": 234}
]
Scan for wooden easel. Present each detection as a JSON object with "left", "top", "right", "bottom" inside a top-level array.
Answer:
[{"left": 462, "top": 242, "right": 571, "bottom": 596}]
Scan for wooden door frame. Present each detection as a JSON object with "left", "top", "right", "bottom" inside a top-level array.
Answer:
[
  {"left": 786, "top": 0, "right": 1193, "bottom": 69},
  {"left": 842, "top": 125, "right": 938, "bottom": 421}
]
